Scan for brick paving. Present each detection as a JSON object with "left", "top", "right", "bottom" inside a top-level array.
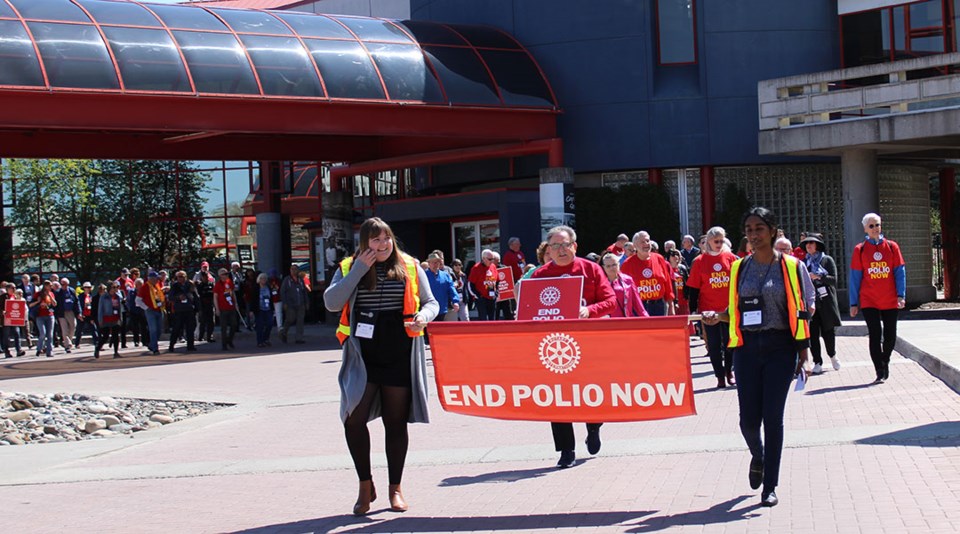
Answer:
[{"left": 1, "top": 326, "right": 959, "bottom": 533}]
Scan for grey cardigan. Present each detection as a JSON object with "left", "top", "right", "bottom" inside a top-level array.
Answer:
[{"left": 323, "top": 258, "right": 439, "bottom": 424}]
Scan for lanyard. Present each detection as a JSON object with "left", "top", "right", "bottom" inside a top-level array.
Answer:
[{"left": 737, "top": 254, "right": 778, "bottom": 297}]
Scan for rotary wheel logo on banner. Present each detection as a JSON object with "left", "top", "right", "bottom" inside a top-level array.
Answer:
[
  {"left": 539, "top": 286, "right": 561, "bottom": 306},
  {"left": 539, "top": 332, "right": 581, "bottom": 374}
]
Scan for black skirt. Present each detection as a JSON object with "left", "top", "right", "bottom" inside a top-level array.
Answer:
[{"left": 358, "top": 310, "right": 413, "bottom": 388}]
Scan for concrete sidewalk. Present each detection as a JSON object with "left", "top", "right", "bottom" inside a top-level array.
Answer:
[{"left": 1, "top": 323, "right": 959, "bottom": 533}]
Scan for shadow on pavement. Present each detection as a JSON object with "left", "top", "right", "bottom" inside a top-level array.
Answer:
[
  {"left": 438, "top": 466, "right": 556, "bottom": 486},
  {"left": 803, "top": 382, "right": 878, "bottom": 395},
  {"left": 623, "top": 495, "right": 762, "bottom": 532},
  {"left": 855, "top": 421, "right": 960, "bottom": 447},
  {"left": 232, "top": 510, "right": 657, "bottom": 533}
]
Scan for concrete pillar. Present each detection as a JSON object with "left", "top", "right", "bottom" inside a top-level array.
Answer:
[
  {"left": 539, "top": 167, "right": 575, "bottom": 240},
  {"left": 700, "top": 165, "right": 715, "bottom": 229},
  {"left": 941, "top": 167, "right": 958, "bottom": 299},
  {"left": 255, "top": 212, "right": 283, "bottom": 276},
  {"left": 841, "top": 148, "right": 879, "bottom": 266}
]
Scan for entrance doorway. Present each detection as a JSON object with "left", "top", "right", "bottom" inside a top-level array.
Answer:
[{"left": 452, "top": 219, "right": 499, "bottom": 265}]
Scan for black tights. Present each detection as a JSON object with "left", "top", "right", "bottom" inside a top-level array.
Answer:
[{"left": 344, "top": 382, "right": 412, "bottom": 485}]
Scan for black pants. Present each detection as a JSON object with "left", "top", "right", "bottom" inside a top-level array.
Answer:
[
  {"left": 704, "top": 322, "right": 732, "bottom": 378},
  {"left": 197, "top": 301, "right": 215, "bottom": 340},
  {"left": 100, "top": 324, "right": 120, "bottom": 355},
  {"left": 862, "top": 307, "right": 898, "bottom": 378},
  {"left": 127, "top": 312, "right": 147, "bottom": 345},
  {"left": 476, "top": 298, "right": 496, "bottom": 321},
  {"left": 733, "top": 330, "right": 796, "bottom": 493},
  {"left": 496, "top": 300, "right": 515, "bottom": 320},
  {"left": 170, "top": 310, "right": 196, "bottom": 349},
  {"left": 809, "top": 312, "right": 836, "bottom": 365},
  {"left": 551, "top": 422, "right": 603, "bottom": 452}
]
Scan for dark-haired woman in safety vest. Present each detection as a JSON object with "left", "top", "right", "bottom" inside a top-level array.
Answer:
[
  {"left": 324, "top": 217, "right": 438, "bottom": 517},
  {"left": 702, "top": 207, "right": 815, "bottom": 509}
]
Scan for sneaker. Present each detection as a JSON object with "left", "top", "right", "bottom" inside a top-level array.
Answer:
[
  {"left": 831, "top": 356, "right": 841, "bottom": 371},
  {"left": 812, "top": 363, "right": 823, "bottom": 375},
  {"left": 65, "top": 348, "right": 72, "bottom": 354},
  {"left": 586, "top": 426, "right": 602, "bottom": 455},
  {"left": 556, "top": 449, "right": 576, "bottom": 469}
]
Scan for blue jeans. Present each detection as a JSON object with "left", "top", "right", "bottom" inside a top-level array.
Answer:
[
  {"left": 35, "top": 316, "right": 55, "bottom": 356},
  {"left": 75, "top": 319, "right": 100, "bottom": 355},
  {"left": 2, "top": 325, "right": 21, "bottom": 355},
  {"left": 145, "top": 309, "right": 163, "bottom": 353},
  {"left": 732, "top": 330, "right": 797, "bottom": 493},
  {"left": 256, "top": 308, "right": 273, "bottom": 345},
  {"left": 643, "top": 298, "right": 666, "bottom": 316}
]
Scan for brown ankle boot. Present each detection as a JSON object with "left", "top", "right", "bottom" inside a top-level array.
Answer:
[
  {"left": 353, "top": 480, "right": 376, "bottom": 516},
  {"left": 388, "top": 484, "right": 408, "bottom": 512}
]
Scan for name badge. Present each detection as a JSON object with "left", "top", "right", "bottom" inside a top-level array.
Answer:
[
  {"left": 817, "top": 286, "right": 828, "bottom": 298},
  {"left": 355, "top": 308, "right": 377, "bottom": 339},
  {"left": 739, "top": 295, "right": 763, "bottom": 327}
]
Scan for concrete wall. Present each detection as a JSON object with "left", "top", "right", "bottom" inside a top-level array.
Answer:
[{"left": 410, "top": 0, "right": 840, "bottom": 173}]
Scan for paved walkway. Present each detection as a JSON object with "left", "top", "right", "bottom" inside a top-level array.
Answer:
[{"left": 1, "top": 320, "right": 959, "bottom": 533}]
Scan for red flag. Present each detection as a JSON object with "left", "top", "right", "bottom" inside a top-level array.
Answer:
[
  {"left": 428, "top": 317, "right": 696, "bottom": 423},
  {"left": 495, "top": 267, "right": 516, "bottom": 302}
]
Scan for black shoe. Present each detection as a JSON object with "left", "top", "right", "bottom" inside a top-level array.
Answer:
[
  {"left": 717, "top": 377, "right": 726, "bottom": 389},
  {"left": 186, "top": 346, "right": 198, "bottom": 352},
  {"left": 760, "top": 490, "right": 778, "bottom": 507},
  {"left": 206, "top": 337, "right": 214, "bottom": 343},
  {"left": 167, "top": 347, "right": 176, "bottom": 353},
  {"left": 228, "top": 342, "right": 235, "bottom": 349},
  {"left": 4, "top": 353, "right": 11, "bottom": 359},
  {"left": 152, "top": 350, "right": 160, "bottom": 355},
  {"left": 882, "top": 362, "right": 890, "bottom": 380},
  {"left": 17, "top": 351, "right": 26, "bottom": 357},
  {"left": 556, "top": 449, "right": 576, "bottom": 469},
  {"left": 280, "top": 332, "right": 288, "bottom": 343},
  {"left": 121, "top": 345, "right": 127, "bottom": 349},
  {"left": 874, "top": 376, "right": 884, "bottom": 384},
  {"left": 586, "top": 427, "right": 602, "bottom": 455},
  {"left": 749, "top": 457, "right": 764, "bottom": 490},
  {"left": 295, "top": 340, "right": 305, "bottom": 345}
]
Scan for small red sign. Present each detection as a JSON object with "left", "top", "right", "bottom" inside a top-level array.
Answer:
[
  {"left": 496, "top": 267, "right": 516, "bottom": 302},
  {"left": 4, "top": 300, "right": 27, "bottom": 327},
  {"left": 515, "top": 276, "right": 583, "bottom": 321}
]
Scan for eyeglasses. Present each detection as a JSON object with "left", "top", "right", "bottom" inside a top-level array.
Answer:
[
  {"left": 868, "top": 223, "right": 881, "bottom": 229},
  {"left": 547, "top": 242, "right": 575, "bottom": 251},
  {"left": 602, "top": 263, "right": 618, "bottom": 268}
]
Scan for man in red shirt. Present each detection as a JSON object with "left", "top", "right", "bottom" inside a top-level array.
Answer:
[
  {"left": 605, "top": 233, "right": 629, "bottom": 256},
  {"left": 501, "top": 237, "right": 526, "bottom": 285},
  {"left": 621, "top": 231, "right": 675, "bottom": 316},
  {"left": 213, "top": 268, "right": 239, "bottom": 350},
  {"left": 531, "top": 225, "right": 616, "bottom": 469},
  {"left": 468, "top": 250, "right": 499, "bottom": 321}
]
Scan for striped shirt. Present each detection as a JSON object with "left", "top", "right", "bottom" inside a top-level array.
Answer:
[{"left": 354, "top": 263, "right": 406, "bottom": 311}]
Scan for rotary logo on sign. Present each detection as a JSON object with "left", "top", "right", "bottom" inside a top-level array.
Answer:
[
  {"left": 713, "top": 263, "right": 722, "bottom": 271},
  {"left": 539, "top": 286, "right": 561, "bottom": 306},
  {"left": 873, "top": 252, "right": 883, "bottom": 261},
  {"left": 498, "top": 271, "right": 506, "bottom": 280},
  {"left": 539, "top": 332, "right": 581, "bottom": 374},
  {"left": 642, "top": 268, "right": 654, "bottom": 278}
]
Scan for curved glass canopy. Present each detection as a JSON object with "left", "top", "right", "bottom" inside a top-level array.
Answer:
[{"left": 0, "top": 0, "right": 557, "bottom": 108}]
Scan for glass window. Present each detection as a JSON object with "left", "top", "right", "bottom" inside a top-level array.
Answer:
[
  {"left": 303, "top": 39, "right": 384, "bottom": 99},
  {"left": 29, "top": 22, "right": 119, "bottom": 89},
  {"left": 0, "top": 2, "right": 17, "bottom": 18},
  {"left": 210, "top": 9, "right": 291, "bottom": 35},
  {"left": 7, "top": 0, "right": 90, "bottom": 23},
  {"left": 909, "top": 0, "right": 943, "bottom": 28},
  {"left": 424, "top": 46, "right": 500, "bottom": 105},
  {"left": 335, "top": 17, "right": 412, "bottom": 43},
  {"left": 102, "top": 27, "right": 191, "bottom": 92},
  {"left": 842, "top": 10, "right": 887, "bottom": 66},
  {"left": 76, "top": 0, "right": 161, "bottom": 27},
  {"left": 398, "top": 21, "right": 467, "bottom": 46},
  {"left": 479, "top": 50, "right": 554, "bottom": 107},
  {"left": 0, "top": 20, "right": 44, "bottom": 86},
  {"left": 173, "top": 30, "right": 258, "bottom": 94},
  {"left": 656, "top": 0, "right": 696, "bottom": 64},
  {"left": 238, "top": 35, "right": 322, "bottom": 97},
  {"left": 911, "top": 35, "right": 945, "bottom": 53},
  {"left": 366, "top": 42, "right": 443, "bottom": 102},
  {"left": 146, "top": 4, "right": 228, "bottom": 31},
  {"left": 272, "top": 12, "right": 354, "bottom": 40},
  {"left": 449, "top": 25, "right": 520, "bottom": 49}
]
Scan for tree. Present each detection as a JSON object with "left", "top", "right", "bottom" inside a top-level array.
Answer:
[
  {"left": 714, "top": 183, "right": 752, "bottom": 251},
  {"left": 575, "top": 184, "right": 680, "bottom": 256},
  {"left": 6, "top": 159, "right": 210, "bottom": 280}
]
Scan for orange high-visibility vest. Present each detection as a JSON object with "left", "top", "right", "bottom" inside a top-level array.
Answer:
[
  {"left": 727, "top": 254, "right": 809, "bottom": 348},
  {"left": 335, "top": 253, "right": 421, "bottom": 345}
]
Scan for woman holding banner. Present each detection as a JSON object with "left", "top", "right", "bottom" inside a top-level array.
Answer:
[
  {"left": 531, "top": 225, "right": 617, "bottom": 469},
  {"left": 686, "top": 226, "right": 740, "bottom": 389},
  {"left": 702, "top": 207, "right": 815, "bottom": 508},
  {"left": 324, "top": 217, "right": 439, "bottom": 516}
]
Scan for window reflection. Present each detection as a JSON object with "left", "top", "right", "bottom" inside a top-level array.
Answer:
[
  {"left": 0, "top": 20, "right": 44, "bottom": 86},
  {"left": 29, "top": 22, "right": 120, "bottom": 89},
  {"left": 173, "top": 30, "right": 259, "bottom": 94}
]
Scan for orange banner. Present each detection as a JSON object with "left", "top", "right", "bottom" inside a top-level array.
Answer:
[{"left": 428, "top": 317, "right": 696, "bottom": 423}]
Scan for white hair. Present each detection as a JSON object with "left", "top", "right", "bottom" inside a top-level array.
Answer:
[
  {"left": 632, "top": 230, "right": 650, "bottom": 243},
  {"left": 481, "top": 248, "right": 494, "bottom": 260},
  {"left": 862, "top": 212, "right": 881, "bottom": 226},
  {"left": 491, "top": 252, "right": 501, "bottom": 262},
  {"left": 775, "top": 237, "right": 792, "bottom": 249},
  {"left": 508, "top": 237, "right": 520, "bottom": 245},
  {"left": 547, "top": 225, "right": 577, "bottom": 243}
]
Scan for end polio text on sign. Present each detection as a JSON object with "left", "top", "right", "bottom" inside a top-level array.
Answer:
[
  {"left": 427, "top": 316, "right": 696, "bottom": 423},
  {"left": 515, "top": 276, "right": 582, "bottom": 321},
  {"left": 3, "top": 300, "right": 27, "bottom": 327}
]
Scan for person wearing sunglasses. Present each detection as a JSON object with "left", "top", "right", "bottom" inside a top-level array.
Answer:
[{"left": 849, "top": 213, "right": 906, "bottom": 383}]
